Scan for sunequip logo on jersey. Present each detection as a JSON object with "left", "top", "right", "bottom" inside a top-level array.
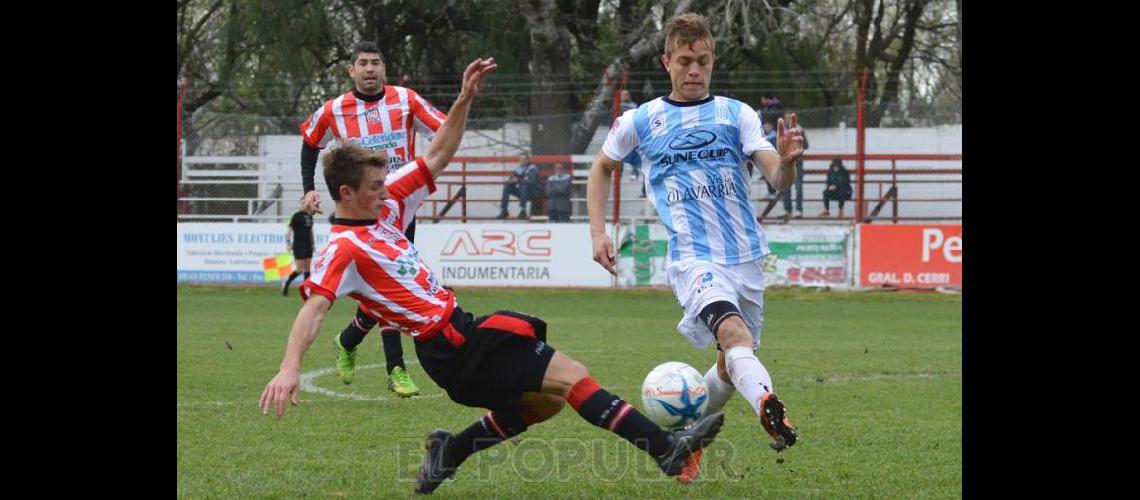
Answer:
[
  {"left": 669, "top": 131, "right": 717, "bottom": 150},
  {"left": 660, "top": 130, "right": 732, "bottom": 166}
]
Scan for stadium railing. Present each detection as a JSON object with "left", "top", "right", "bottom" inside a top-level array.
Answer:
[{"left": 177, "top": 153, "right": 961, "bottom": 224}]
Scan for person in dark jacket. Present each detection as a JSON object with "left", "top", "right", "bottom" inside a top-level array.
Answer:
[
  {"left": 819, "top": 157, "right": 852, "bottom": 218},
  {"left": 545, "top": 163, "right": 573, "bottom": 222},
  {"left": 497, "top": 151, "right": 541, "bottom": 219}
]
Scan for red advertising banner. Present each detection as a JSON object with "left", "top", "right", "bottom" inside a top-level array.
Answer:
[{"left": 859, "top": 225, "right": 961, "bottom": 288}]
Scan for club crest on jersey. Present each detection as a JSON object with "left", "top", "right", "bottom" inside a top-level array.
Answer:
[{"left": 364, "top": 106, "right": 385, "bottom": 125}]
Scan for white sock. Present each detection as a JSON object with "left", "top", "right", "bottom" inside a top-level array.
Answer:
[
  {"left": 724, "top": 346, "right": 775, "bottom": 414},
  {"left": 703, "top": 363, "right": 735, "bottom": 414}
]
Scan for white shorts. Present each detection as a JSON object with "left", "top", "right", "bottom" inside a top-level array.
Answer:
[{"left": 666, "top": 258, "right": 766, "bottom": 350}]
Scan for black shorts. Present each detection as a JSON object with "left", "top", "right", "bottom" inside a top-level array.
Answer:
[
  {"left": 415, "top": 307, "right": 555, "bottom": 410},
  {"left": 292, "top": 244, "right": 313, "bottom": 260}
]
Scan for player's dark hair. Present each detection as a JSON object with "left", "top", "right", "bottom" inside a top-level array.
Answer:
[
  {"left": 350, "top": 41, "right": 384, "bottom": 64},
  {"left": 322, "top": 142, "right": 388, "bottom": 201}
]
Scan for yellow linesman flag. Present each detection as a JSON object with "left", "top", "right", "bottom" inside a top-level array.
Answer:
[{"left": 263, "top": 252, "right": 295, "bottom": 281}]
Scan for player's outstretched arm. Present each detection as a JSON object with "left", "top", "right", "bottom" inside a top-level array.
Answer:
[
  {"left": 754, "top": 113, "right": 804, "bottom": 192},
  {"left": 587, "top": 152, "right": 623, "bottom": 276},
  {"left": 259, "top": 294, "right": 332, "bottom": 419},
  {"left": 421, "top": 57, "right": 498, "bottom": 178}
]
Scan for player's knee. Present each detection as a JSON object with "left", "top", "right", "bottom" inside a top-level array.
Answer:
[
  {"left": 716, "top": 316, "right": 752, "bottom": 349},
  {"left": 702, "top": 301, "right": 750, "bottom": 348},
  {"left": 545, "top": 353, "right": 590, "bottom": 397},
  {"left": 565, "top": 359, "right": 589, "bottom": 386}
]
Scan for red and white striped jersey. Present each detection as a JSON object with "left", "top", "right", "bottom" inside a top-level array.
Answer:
[
  {"left": 300, "top": 86, "right": 447, "bottom": 173},
  {"left": 299, "top": 158, "right": 455, "bottom": 339}
]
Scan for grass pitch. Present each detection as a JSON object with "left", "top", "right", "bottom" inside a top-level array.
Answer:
[{"left": 178, "top": 285, "right": 961, "bottom": 498}]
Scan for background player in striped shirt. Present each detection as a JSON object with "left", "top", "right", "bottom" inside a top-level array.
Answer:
[
  {"left": 261, "top": 57, "right": 726, "bottom": 495},
  {"left": 586, "top": 12, "right": 804, "bottom": 484},
  {"left": 298, "top": 41, "right": 449, "bottom": 397}
]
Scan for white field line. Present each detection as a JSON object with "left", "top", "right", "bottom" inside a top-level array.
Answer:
[
  {"left": 178, "top": 368, "right": 959, "bottom": 408},
  {"left": 179, "top": 361, "right": 443, "bottom": 408}
]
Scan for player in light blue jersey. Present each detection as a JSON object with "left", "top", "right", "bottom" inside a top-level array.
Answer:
[{"left": 587, "top": 12, "right": 805, "bottom": 485}]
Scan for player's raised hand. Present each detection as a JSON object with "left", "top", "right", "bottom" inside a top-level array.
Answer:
[
  {"left": 302, "top": 190, "right": 323, "bottom": 215},
  {"left": 776, "top": 113, "right": 804, "bottom": 167},
  {"left": 259, "top": 370, "right": 301, "bottom": 419},
  {"left": 592, "top": 232, "right": 617, "bottom": 276},
  {"left": 457, "top": 57, "right": 497, "bottom": 102}
]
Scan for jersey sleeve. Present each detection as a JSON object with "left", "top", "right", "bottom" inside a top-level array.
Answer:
[
  {"left": 601, "top": 109, "right": 640, "bottom": 162},
  {"left": 300, "top": 101, "right": 336, "bottom": 148},
  {"left": 408, "top": 89, "right": 447, "bottom": 139},
  {"left": 384, "top": 158, "right": 436, "bottom": 231},
  {"left": 300, "top": 242, "right": 355, "bottom": 303},
  {"left": 739, "top": 103, "right": 775, "bottom": 156}
]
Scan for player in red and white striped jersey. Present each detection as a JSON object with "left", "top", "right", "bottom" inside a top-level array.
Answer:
[
  {"left": 260, "top": 57, "right": 724, "bottom": 495},
  {"left": 299, "top": 41, "right": 449, "bottom": 395}
]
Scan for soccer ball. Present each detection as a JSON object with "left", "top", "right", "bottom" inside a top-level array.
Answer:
[{"left": 640, "top": 361, "right": 709, "bottom": 430}]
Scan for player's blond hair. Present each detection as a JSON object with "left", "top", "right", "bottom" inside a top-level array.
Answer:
[{"left": 663, "top": 12, "right": 715, "bottom": 57}]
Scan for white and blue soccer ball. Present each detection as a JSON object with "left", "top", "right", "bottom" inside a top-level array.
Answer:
[{"left": 640, "top": 361, "right": 709, "bottom": 430}]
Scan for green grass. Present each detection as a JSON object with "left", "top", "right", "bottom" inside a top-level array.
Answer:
[{"left": 178, "top": 285, "right": 961, "bottom": 498}]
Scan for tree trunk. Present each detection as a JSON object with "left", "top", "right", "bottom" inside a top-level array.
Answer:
[
  {"left": 877, "top": 0, "right": 929, "bottom": 125},
  {"left": 567, "top": 0, "right": 697, "bottom": 153},
  {"left": 520, "top": 0, "right": 575, "bottom": 154}
]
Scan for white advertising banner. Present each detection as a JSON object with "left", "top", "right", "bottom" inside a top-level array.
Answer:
[
  {"left": 177, "top": 222, "right": 612, "bottom": 287},
  {"left": 616, "top": 223, "right": 853, "bottom": 288},
  {"left": 414, "top": 223, "right": 613, "bottom": 287},
  {"left": 177, "top": 223, "right": 332, "bottom": 283}
]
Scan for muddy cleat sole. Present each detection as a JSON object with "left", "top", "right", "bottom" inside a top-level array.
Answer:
[
  {"left": 759, "top": 392, "right": 798, "bottom": 451},
  {"left": 655, "top": 411, "right": 724, "bottom": 476},
  {"left": 415, "top": 429, "right": 457, "bottom": 494}
]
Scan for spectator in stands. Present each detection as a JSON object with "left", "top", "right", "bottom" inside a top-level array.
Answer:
[
  {"left": 759, "top": 94, "right": 783, "bottom": 126},
  {"left": 820, "top": 157, "right": 852, "bottom": 218},
  {"left": 545, "top": 163, "right": 573, "bottom": 222},
  {"left": 780, "top": 112, "right": 808, "bottom": 219},
  {"left": 497, "top": 151, "right": 541, "bottom": 219},
  {"left": 620, "top": 90, "right": 638, "bottom": 113}
]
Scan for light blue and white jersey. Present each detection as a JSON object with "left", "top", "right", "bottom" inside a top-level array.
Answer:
[{"left": 602, "top": 95, "right": 775, "bottom": 265}]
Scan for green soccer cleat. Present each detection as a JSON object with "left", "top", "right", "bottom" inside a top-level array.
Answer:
[
  {"left": 334, "top": 334, "right": 356, "bottom": 385},
  {"left": 388, "top": 366, "right": 420, "bottom": 398}
]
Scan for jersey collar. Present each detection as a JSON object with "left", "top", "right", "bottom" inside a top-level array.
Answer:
[
  {"left": 662, "top": 94, "right": 714, "bottom": 107},
  {"left": 353, "top": 87, "right": 386, "bottom": 102}
]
